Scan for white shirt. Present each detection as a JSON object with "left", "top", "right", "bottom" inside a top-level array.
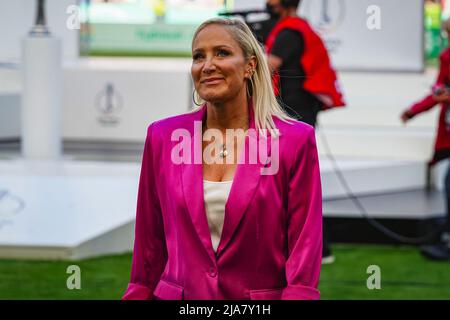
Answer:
[{"left": 203, "top": 179, "right": 233, "bottom": 252}]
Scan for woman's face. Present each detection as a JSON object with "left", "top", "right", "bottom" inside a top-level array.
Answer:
[{"left": 191, "top": 24, "right": 255, "bottom": 104}]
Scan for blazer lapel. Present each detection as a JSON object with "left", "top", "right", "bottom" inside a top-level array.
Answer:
[
  {"left": 181, "top": 105, "right": 218, "bottom": 262},
  {"left": 215, "top": 104, "right": 272, "bottom": 258},
  {"left": 181, "top": 101, "right": 273, "bottom": 262}
]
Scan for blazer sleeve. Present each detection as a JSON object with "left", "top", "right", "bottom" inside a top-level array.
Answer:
[
  {"left": 122, "top": 123, "right": 168, "bottom": 300},
  {"left": 282, "top": 126, "right": 323, "bottom": 300}
]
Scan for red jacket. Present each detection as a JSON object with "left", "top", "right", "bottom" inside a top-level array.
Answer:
[
  {"left": 408, "top": 47, "right": 450, "bottom": 165},
  {"left": 265, "top": 16, "right": 346, "bottom": 109}
]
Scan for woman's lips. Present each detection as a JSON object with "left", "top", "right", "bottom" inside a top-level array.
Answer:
[{"left": 202, "top": 78, "right": 224, "bottom": 85}]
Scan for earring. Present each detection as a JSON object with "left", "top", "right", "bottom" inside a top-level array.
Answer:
[
  {"left": 247, "top": 77, "right": 254, "bottom": 97},
  {"left": 192, "top": 90, "right": 202, "bottom": 106}
]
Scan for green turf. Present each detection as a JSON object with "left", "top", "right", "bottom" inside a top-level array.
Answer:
[{"left": 0, "top": 244, "right": 449, "bottom": 300}]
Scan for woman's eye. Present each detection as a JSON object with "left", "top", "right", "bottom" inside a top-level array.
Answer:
[
  {"left": 217, "top": 50, "right": 229, "bottom": 57},
  {"left": 192, "top": 50, "right": 228, "bottom": 60}
]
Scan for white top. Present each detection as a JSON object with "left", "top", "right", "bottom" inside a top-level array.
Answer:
[{"left": 203, "top": 180, "right": 233, "bottom": 252}]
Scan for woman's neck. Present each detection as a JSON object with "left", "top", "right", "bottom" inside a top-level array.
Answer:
[{"left": 204, "top": 93, "right": 249, "bottom": 132}]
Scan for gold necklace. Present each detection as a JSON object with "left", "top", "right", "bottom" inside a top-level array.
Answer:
[{"left": 203, "top": 120, "right": 249, "bottom": 158}]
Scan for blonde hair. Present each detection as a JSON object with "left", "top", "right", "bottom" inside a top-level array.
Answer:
[{"left": 191, "top": 17, "right": 296, "bottom": 137}]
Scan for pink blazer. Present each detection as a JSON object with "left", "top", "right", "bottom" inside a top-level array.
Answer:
[{"left": 122, "top": 102, "right": 323, "bottom": 300}]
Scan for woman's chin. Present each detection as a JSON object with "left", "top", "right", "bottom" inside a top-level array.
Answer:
[{"left": 200, "top": 95, "right": 226, "bottom": 104}]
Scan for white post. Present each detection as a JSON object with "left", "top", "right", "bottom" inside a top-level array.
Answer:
[{"left": 21, "top": 0, "right": 63, "bottom": 160}]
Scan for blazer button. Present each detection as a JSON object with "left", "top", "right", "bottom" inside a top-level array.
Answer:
[{"left": 209, "top": 267, "right": 217, "bottom": 278}]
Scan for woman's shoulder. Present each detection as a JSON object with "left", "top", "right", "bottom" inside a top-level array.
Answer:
[
  {"left": 273, "top": 116, "right": 315, "bottom": 142},
  {"left": 272, "top": 117, "right": 318, "bottom": 168}
]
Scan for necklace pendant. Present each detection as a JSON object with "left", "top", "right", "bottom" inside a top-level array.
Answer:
[
  {"left": 219, "top": 150, "right": 228, "bottom": 158},
  {"left": 219, "top": 144, "right": 228, "bottom": 158}
]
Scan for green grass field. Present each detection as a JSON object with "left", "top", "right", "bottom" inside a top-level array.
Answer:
[{"left": 0, "top": 244, "right": 449, "bottom": 300}]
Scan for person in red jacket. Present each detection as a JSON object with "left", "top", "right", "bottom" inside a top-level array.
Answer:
[
  {"left": 265, "top": 0, "right": 345, "bottom": 122},
  {"left": 264, "top": 0, "right": 345, "bottom": 264},
  {"left": 400, "top": 19, "right": 450, "bottom": 260}
]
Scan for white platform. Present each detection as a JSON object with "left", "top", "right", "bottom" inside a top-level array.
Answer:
[
  {"left": 320, "top": 157, "right": 427, "bottom": 199},
  {"left": 0, "top": 156, "right": 443, "bottom": 260},
  {"left": 0, "top": 159, "right": 139, "bottom": 260}
]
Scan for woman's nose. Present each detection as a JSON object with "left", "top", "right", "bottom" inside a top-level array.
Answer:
[{"left": 202, "top": 56, "right": 216, "bottom": 73}]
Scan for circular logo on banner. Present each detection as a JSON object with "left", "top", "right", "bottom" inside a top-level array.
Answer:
[
  {"left": 95, "top": 82, "right": 124, "bottom": 126},
  {"left": 0, "top": 189, "right": 24, "bottom": 225},
  {"left": 302, "top": 0, "right": 346, "bottom": 35}
]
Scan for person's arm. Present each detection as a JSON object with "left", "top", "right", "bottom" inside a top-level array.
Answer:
[
  {"left": 268, "top": 30, "right": 332, "bottom": 108},
  {"left": 408, "top": 95, "right": 439, "bottom": 116},
  {"left": 122, "top": 123, "right": 168, "bottom": 300},
  {"left": 268, "top": 29, "right": 303, "bottom": 72},
  {"left": 314, "top": 93, "right": 334, "bottom": 109},
  {"left": 267, "top": 54, "right": 283, "bottom": 72},
  {"left": 282, "top": 126, "right": 322, "bottom": 300},
  {"left": 401, "top": 52, "right": 450, "bottom": 122}
]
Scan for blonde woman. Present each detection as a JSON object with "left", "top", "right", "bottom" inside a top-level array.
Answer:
[{"left": 122, "top": 18, "right": 323, "bottom": 300}]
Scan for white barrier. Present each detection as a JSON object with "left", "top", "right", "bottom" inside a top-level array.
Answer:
[
  {"left": 21, "top": 35, "right": 63, "bottom": 159},
  {"left": 62, "top": 58, "right": 192, "bottom": 142}
]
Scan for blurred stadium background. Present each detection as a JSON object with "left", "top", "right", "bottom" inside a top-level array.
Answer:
[{"left": 0, "top": 0, "right": 450, "bottom": 299}]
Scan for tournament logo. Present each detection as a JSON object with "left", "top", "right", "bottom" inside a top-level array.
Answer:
[
  {"left": 95, "top": 82, "right": 123, "bottom": 126},
  {"left": 301, "top": 0, "right": 346, "bottom": 35},
  {"left": 0, "top": 189, "right": 24, "bottom": 229}
]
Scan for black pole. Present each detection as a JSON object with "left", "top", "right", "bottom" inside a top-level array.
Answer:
[
  {"left": 30, "top": 0, "right": 50, "bottom": 36},
  {"left": 36, "top": 0, "right": 46, "bottom": 26}
]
